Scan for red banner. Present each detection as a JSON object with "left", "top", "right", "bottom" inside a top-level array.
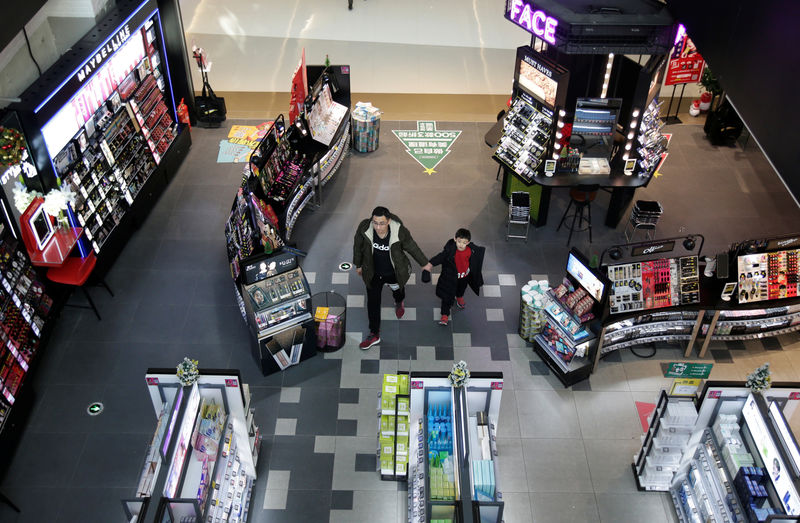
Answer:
[
  {"left": 665, "top": 34, "right": 705, "bottom": 86},
  {"left": 289, "top": 49, "right": 308, "bottom": 123}
]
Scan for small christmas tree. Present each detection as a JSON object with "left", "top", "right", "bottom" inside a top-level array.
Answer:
[{"left": 746, "top": 363, "right": 771, "bottom": 393}]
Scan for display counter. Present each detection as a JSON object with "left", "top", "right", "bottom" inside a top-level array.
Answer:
[
  {"left": 123, "top": 369, "right": 260, "bottom": 523},
  {"left": 407, "top": 372, "right": 504, "bottom": 523},
  {"left": 633, "top": 382, "right": 800, "bottom": 522}
]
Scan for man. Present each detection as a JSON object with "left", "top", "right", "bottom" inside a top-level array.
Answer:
[{"left": 353, "top": 206, "right": 432, "bottom": 349}]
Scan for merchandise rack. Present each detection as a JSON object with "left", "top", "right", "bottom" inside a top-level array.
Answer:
[
  {"left": 124, "top": 369, "right": 259, "bottom": 523},
  {"left": 407, "top": 371, "right": 505, "bottom": 523},
  {"left": 377, "top": 372, "right": 410, "bottom": 481}
]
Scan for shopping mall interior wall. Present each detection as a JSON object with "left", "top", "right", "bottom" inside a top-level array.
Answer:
[
  {"left": 178, "top": 0, "right": 530, "bottom": 95},
  {"left": 669, "top": 0, "right": 800, "bottom": 203},
  {"left": 0, "top": 0, "right": 107, "bottom": 106}
]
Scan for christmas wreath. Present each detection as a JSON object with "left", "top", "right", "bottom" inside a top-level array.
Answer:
[{"left": 0, "top": 127, "right": 26, "bottom": 167}]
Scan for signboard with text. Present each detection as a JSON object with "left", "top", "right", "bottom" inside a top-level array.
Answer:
[
  {"left": 665, "top": 362, "right": 713, "bottom": 379},
  {"left": 665, "top": 34, "right": 705, "bottom": 86}
]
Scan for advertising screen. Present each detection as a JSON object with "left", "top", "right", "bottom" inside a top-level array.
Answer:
[
  {"left": 566, "top": 252, "right": 605, "bottom": 303},
  {"left": 518, "top": 59, "right": 558, "bottom": 108}
]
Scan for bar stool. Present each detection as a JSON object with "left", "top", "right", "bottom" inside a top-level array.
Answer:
[
  {"left": 557, "top": 184, "right": 599, "bottom": 245},
  {"left": 507, "top": 191, "right": 530, "bottom": 242},
  {"left": 47, "top": 252, "right": 113, "bottom": 320}
]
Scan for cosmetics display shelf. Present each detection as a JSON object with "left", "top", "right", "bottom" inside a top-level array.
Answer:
[
  {"left": 317, "top": 119, "right": 351, "bottom": 188},
  {"left": 671, "top": 429, "right": 746, "bottom": 523},
  {"left": 137, "top": 371, "right": 258, "bottom": 523},
  {"left": 533, "top": 291, "right": 596, "bottom": 383},
  {"left": 633, "top": 392, "right": 696, "bottom": 492},
  {"left": 493, "top": 94, "right": 554, "bottom": 182},
  {"left": 243, "top": 265, "right": 311, "bottom": 340},
  {"left": 605, "top": 255, "right": 701, "bottom": 315},
  {"left": 407, "top": 373, "right": 505, "bottom": 523},
  {"left": 600, "top": 335, "right": 695, "bottom": 355},
  {"left": 377, "top": 373, "right": 410, "bottom": 481},
  {"left": 128, "top": 73, "right": 177, "bottom": 165},
  {"left": 702, "top": 311, "right": 800, "bottom": 338},
  {"left": 636, "top": 98, "right": 669, "bottom": 175}
]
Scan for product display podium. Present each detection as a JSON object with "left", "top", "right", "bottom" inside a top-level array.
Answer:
[
  {"left": 123, "top": 369, "right": 259, "bottom": 523},
  {"left": 406, "top": 371, "right": 504, "bottom": 523},
  {"left": 633, "top": 382, "right": 800, "bottom": 522}
]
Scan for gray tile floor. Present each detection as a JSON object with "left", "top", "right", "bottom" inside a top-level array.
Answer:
[{"left": 1, "top": 118, "right": 799, "bottom": 523}]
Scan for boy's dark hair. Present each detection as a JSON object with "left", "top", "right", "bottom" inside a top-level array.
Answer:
[
  {"left": 372, "top": 206, "right": 391, "bottom": 219},
  {"left": 455, "top": 228, "right": 471, "bottom": 241}
]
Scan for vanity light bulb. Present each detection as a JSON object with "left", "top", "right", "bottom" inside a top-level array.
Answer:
[
  {"left": 625, "top": 143, "right": 632, "bottom": 150},
  {"left": 632, "top": 109, "right": 640, "bottom": 118},
  {"left": 622, "top": 153, "right": 629, "bottom": 160},
  {"left": 559, "top": 109, "right": 566, "bottom": 117},
  {"left": 556, "top": 132, "right": 563, "bottom": 139},
  {"left": 553, "top": 152, "right": 560, "bottom": 160},
  {"left": 630, "top": 120, "right": 637, "bottom": 128},
  {"left": 604, "top": 72, "right": 611, "bottom": 79},
  {"left": 627, "top": 132, "right": 634, "bottom": 140},
  {"left": 554, "top": 142, "right": 562, "bottom": 150},
  {"left": 557, "top": 121, "right": 564, "bottom": 128}
]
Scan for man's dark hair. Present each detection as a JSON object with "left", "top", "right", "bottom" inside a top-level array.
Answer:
[
  {"left": 455, "top": 228, "right": 471, "bottom": 241},
  {"left": 372, "top": 206, "right": 391, "bottom": 219}
]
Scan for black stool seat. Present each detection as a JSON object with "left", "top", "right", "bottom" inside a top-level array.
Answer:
[{"left": 558, "top": 184, "right": 599, "bottom": 245}]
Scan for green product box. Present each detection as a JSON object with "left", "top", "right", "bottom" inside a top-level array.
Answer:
[
  {"left": 396, "top": 416, "right": 409, "bottom": 436},
  {"left": 396, "top": 396, "right": 410, "bottom": 414},
  {"left": 395, "top": 461, "right": 407, "bottom": 476},
  {"left": 398, "top": 374, "right": 409, "bottom": 395},
  {"left": 395, "top": 434, "right": 409, "bottom": 455},
  {"left": 380, "top": 435, "right": 395, "bottom": 458},
  {"left": 380, "top": 415, "right": 396, "bottom": 435},
  {"left": 380, "top": 454, "right": 394, "bottom": 474}
]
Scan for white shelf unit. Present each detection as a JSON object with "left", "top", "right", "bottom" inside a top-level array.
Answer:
[{"left": 633, "top": 392, "right": 697, "bottom": 492}]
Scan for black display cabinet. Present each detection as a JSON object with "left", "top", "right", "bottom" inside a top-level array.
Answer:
[{"left": 6, "top": 0, "right": 193, "bottom": 276}]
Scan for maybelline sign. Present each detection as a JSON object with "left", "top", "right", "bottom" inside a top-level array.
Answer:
[
  {"left": 505, "top": 0, "right": 559, "bottom": 45},
  {"left": 76, "top": 24, "right": 132, "bottom": 83}
]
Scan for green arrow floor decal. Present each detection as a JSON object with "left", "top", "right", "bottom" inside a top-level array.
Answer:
[{"left": 392, "top": 121, "right": 462, "bottom": 175}]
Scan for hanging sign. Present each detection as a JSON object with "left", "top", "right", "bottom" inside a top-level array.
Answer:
[
  {"left": 392, "top": 121, "right": 461, "bottom": 175},
  {"left": 665, "top": 28, "right": 705, "bottom": 86},
  {"left": 505, "top": 0, "right": 559, "bottom": 45}
]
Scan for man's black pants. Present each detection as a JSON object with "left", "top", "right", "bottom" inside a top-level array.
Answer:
[{"left": 367, "top": 273, "right": 404, "bottom": 334}]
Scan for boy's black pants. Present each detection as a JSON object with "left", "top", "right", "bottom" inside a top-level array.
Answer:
[{"left": 441, "top": 278, "right": 469, "bottom": 316}]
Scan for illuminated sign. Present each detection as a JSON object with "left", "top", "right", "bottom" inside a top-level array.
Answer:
[
  {"left": 76, "top": 24, "right": 132, "bottom": 83},
  {"left": 506, "top": 0, "right": 558, "bottom": 45}
]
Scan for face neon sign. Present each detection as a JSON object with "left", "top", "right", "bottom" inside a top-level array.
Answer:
[{"left": 507, "top": 0, "right": 558, "bottom": 45}]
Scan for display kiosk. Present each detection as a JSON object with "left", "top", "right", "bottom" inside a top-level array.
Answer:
[
  {"left": 123, "top": 369, "right": 260, "bottom": 523},
  {"left": 633, "top": 381, "right": 800, "bottom": 522},
  {"left": 406, "top": 371, "right": 504, "bottom": 523}
]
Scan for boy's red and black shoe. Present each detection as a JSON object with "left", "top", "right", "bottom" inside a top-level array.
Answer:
[
  {"left": 456, "top": 297, "right": 466, "bottom": 309},
  {"left": 439, "top": 315, "right": 449, "bottom": 326},
  {"left": 359, "top": 332, "right": 381, "bottom": 350}
]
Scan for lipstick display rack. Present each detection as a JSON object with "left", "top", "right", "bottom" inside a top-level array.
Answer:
[{"left": 494, "top": 96, "right": 554, "bottom": 182}]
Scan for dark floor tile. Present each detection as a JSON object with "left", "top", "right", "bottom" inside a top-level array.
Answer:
[
  {"left": 398, "top": 345, "right": 418, "bottom": 360},
  {"left": 725, "top": 340, "right": 747, "bottom": 351},
  {"left": 278, "top": 387, "right": 338, "bottom": 436},
  {"left": 27, "top": 384, "right": 106, "bottom": 433},
  {"left": 1, "top": 432, "right": 86, "bottom": 487},
  {"left": 331, "top": 489, "right": 354, "bottom": 510},
  {"left": 337, "top": 419, "right": 358, "bottom": 436},
  {"left": 269, "top": 435, "right": 334, "bottom": 490},
  {"left": 361, "top": 359, "right": 380, "bottom": 374},
  {"left": 354, "top": 453, "right": 376, "bottom": 472},
  {"left": 435, "top": 346, "right": 454, "bottom": 361},
  {"left": 339, "top": 388, "right": 360, "bottom": 404},
  {"left": 490, "top": 346, "right": 510, "bottom": 361},
  {"left": 124, "top": 303, "right": 189, "bottom": 343},
  {"left": 762, "top": 337, "right": 783, "bottom": 351},
  {"left": 181, "top": 304, "right": 251, "bottom": 345},
  {"left": 530, "top": 360, "right": 550, "bottom": 376},
  {"left": 379, "top": 345, "right": 398, "bottom": 360},
  {"left": 71, "top": 433, "right": 150, "bottom": 487},
  {"left": 96, "top": 384, "right": 161, "bottom": 434},
  {"left": 45, "top": 340, "right": 122, "bottom": 386},
  {"left": 710, "top": 349, "right": 734, "bottom": 363},
  {"left": 0, "top": 487, "right": 65, "bottom": 522},
  {"left": 57, "top": 487, "right": 132, "bottom": 523},
  {"left": 572, "top": 379, "right": 592, "bottom": 391},
  {"left": 601, "top": 350, "right": 623, "bottom": 362},
  {"left": 282, "top": 355, "right": 342, "bottom": 389},
  {"left": 69, "top": 300, "right": 138, "bottom": 343}
]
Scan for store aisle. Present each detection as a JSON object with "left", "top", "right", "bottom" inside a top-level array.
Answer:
[{"left": 0, "top": 118, "right": 799, "bottom": 523}]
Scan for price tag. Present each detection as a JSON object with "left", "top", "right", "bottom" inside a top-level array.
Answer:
[
  {"left": 87, "top": 200, "right": 96, "bottom": 213},
  {"left": 92, "top": 173, "right": 99, "bottom": 185},
  {"left": 98, "top": 186, "right": 105, "bottom": 198},
  {"left": 85, "top": 228, "right": 93, "bottom": 241},
  {"left": 80, "top": 186, "right": 88, "bottom": 199},
  {"left": 92, "top": 241, "right": 100, "bottom": 253},
  {"left": 78, "top": 213, "right": 86, "bottom": 226},
  {"left": 2, "top": 279, "right": 10, "bottom": 292},
  {"left": 95, "top": 214, "right": 103, "bottom": 227},
  {"left": 12, "top": 294, "right": 20, "bottom": 308},
  {"left": 125, "top": 190, "right": 133, "bottom": 204}
]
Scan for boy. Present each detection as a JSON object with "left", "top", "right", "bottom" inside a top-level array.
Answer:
[{"left": 428, "top": 228, "right": 485, "bottom": 325}]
